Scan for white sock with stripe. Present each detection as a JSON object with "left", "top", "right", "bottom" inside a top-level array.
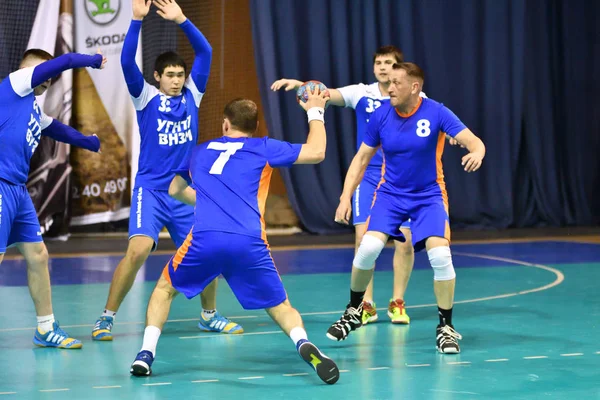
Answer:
[
  {"left": 37, "top": 314, "right": 55, "bottom": 332},
  {"left": 290, "top": 327, "right": 308, "bottom": 346}
]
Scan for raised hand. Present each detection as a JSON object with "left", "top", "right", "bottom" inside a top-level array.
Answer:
[
  {"left": 298, "top": 86, "right": 330, "bottom": 112},
  {"left": 132, "top": 0, "right": 151, "bottom": 20},
  {"left": 271, "top": 79, "right": 303, "bottom": 92},
  {"left": 153, "top": 0, "right": 186, "bottom": 24}
]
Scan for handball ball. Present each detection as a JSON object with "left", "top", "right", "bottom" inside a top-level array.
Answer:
[{"left": 296, "top": 80, "right": 330, "bottom": 108}]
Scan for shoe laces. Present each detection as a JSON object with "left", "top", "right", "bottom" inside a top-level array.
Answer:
[
  {"left": 51, "top": 323, "right": 70, "bottom": 341},
  {"left": 96, "top": 317, "right": 113, "bottom": 330},
  {"left": 389, "top": 299, "right": 405, "bottom": 311},
  {"left": 439, "top": 325, "right": 462, "bottom": 340}
]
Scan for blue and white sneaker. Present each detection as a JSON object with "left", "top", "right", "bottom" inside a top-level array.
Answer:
[
  {"left": 296, "top": 339, "right": 339, "bottom": 384},
  {"left": 92, "top": 316, "right": 114, "bottom": 341},
  {"left": 33, "top": 321, "right": 82, "bottom": 349},
  {"left": 130, "top": 350, "right": 154, "bottom": 376},
  {"left": 198, "top": 312, "right": 243, "bottom": 334}
]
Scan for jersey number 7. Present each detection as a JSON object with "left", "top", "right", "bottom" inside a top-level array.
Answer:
[{"left": 207, "top": 142, "right": 244, "bottom": 175}]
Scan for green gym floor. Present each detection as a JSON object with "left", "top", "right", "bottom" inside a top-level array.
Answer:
[{"left": 0, "top": 239, "right": 599, "bottom": 399}]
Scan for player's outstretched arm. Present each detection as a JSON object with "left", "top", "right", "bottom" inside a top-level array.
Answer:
[
  {"left": 121, "top": 0, "right": 152, "bottom": 98},
  {"left": 294, "top": 86, "right": 330, "bottom": 164},
  {"left": 24, "top": 51, "right": 105, "bottom": 94},
  {"left": 120, "top": 0, "right": 150, "bottom": 98},
  {"left": 334, "top": 143, "right": 377, "bottom": 225},
  {"left": 168, "top": 175, "right": 196, "bottom": 205},
  {"left": 454, "top": 128, "right": 485, "bottom": 173},
  {"left": 271, "top": 79, "right": 345, "bottom": 107},
  {"left": 42, "top": 119, "right": 101, "bottom": 152},
  {"left": 154, "top": 0, "right": 212, "bottom": 93}
]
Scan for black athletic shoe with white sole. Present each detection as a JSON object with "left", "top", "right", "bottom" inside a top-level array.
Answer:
[
  {"left": 297, "top": 340, "right": 339, "bottom": 384},
  {"left": 326, "top": 303, "right": 363, "bottom": 341},
  {"left": 436, "top": 324, "right": 462, "bottom": 354}
]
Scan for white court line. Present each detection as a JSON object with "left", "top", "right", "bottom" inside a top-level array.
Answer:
[
  {"left": 406, "top": 364, "right": 430, "bottom": 367},
  {"left": 283, "top": 373, "right": 309, "bottom": 377},
  {"left": 523, "top": 356, "right": 548, "bottom": 359},
  {"left": 142, "top": 383, "right": 171, "bottom": 386},
  {"left": 39, "top": 389, "right": 70, "bottom": 392},
  {"left": 0, "top": 252, "right": 564, "bottom": 334},
  {"left": 447, "top": 361, "right": 471, "bottom": 365},
  {"left": 93, "top": 386, "right": 121, "bottom": 389},
  {"left": 191, "top": 379, "right": 219, "bottom": 383},
  {"left": 238, "top": 376, "right": 264, "bottom": 380},
  {"left": 560, "top": 353, "right": 583, "bottom": 357},
  {"left": 367, "top": 367, "right": 390, "bottom": 370},
  {"left": 485, "top": 359, "right": 509, "bottom": 362},
  {"left": 430, "top": 389, "right": 480, "bottom": 395},
  {"left": 339, "top": 370, "right": 350, "bottom": 373},
  {"left": 179, "top": 330, "right": 282, "bottom": 340},
  {"left": 596, "top": 351, "right": 600, "bottom": 354},
  {"left": 0, "top": 393, "right": 17, "bottom": 396}
]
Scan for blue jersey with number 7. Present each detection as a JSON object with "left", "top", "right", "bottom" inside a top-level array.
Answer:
[{"left": 173, "top": 137, "right": 301, "bottom": 241}]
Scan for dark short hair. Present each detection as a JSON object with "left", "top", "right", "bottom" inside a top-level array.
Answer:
[
  {"left": 392, "top": 62, "right": 425, "bottom": 84},
  {"left": 154, "top": 51, "right": 187, "bottom": 76},
  {"left": 373, "top": 45, "right": 404, "bottom": 64},
  {"left": 223, "top": 99, "right": 258, "bottom": 134},
  {"left": 22, "top": 48, "right": 53, "bottom": 63}
]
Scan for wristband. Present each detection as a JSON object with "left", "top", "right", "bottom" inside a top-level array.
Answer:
[{"left": 307, "top": 107, "right": 325, "bottom": 123}]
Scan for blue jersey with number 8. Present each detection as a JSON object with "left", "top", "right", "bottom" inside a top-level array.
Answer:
[{"left": 364, "top": 97, "right": 466, "bottom": 196}]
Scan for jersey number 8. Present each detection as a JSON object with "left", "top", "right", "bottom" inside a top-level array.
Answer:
[{"left": 416, "top": 119, "right": 431, "bottom": 137}]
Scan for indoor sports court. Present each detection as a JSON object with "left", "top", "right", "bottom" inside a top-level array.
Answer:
[
  {"left": 1, "top": 232, "right": 599, "bottom": 399},
  {"left": 1, "top": 0, "right": 598, "bottom": 399}
]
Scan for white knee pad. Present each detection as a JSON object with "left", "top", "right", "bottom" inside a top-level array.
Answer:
[
  {"left": 428, "top": 246, "right": 456, "bottom": 281},
  {"left": 353, "top": 235, "right": 386, "bottom": 270}
]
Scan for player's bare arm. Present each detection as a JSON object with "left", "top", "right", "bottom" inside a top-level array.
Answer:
[
  {"left": 334, "top": 143, "right": 378, "bottom": 225},
  {"left": 271, "top": 79, "right": 345, "bottom": 107},
  {"left": 132, "top": 0, "right": 151, "bottom": 20},
  {"left": 454, "top": 128, "right": 486, "bottom": 173},
  {"left": 168, "top": 175, "right": 196, "bottom": 205},
  {"left": 295, "top": 86, "right": 330, "bottom": 164},
  {"left": 154, "top": 0, "right": 187, "bottom": 24}
]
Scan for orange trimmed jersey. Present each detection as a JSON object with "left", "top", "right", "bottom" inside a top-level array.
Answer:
[
  {"left": 363, "top": 97, "right": 466, "bottom": 196},
  {"left": 175, "top": 136, "right": 301, "bottom": 240}
]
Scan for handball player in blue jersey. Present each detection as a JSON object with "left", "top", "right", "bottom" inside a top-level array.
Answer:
[
  {"left": 129, "top": 89, "right": 340, "bottom": 384},
  {"left": 272, "top": 46, "right": 421, "bottom": 326},
  {"left": 327, "top": 63, "right": 486, "bottom": 354},
  {"left": 92, "top": 0, "right": 241, "bottom": 341},
  {"left": 0, "top": 48, "right": 106, "bottom": 348}
]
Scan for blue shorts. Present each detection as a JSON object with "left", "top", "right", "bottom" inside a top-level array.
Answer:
[
  {"left": 163, "top": 231, "right": 287, "bottom": 310},
  {"left": 353, "top": 170, "right": 410, "bottom": 229},
  {"left": 129, "top": 186, "right": 194, "bottom": 250},
  {"left": 0, "top": 179, "right": 42, "bottom": 253},
  {"left": 367, "top": 190, "right": 450, "bottom": 252}
]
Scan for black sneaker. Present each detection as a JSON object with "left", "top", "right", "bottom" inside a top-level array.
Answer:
[
  {"left": 326, "top": 303, "right": 363, "bottom": 341},
  {"left": 436, "top": 324, "right": 462, "bottom": 354},
  {"left": 297, "top": 340, "right": 339, "bottom": 384}
]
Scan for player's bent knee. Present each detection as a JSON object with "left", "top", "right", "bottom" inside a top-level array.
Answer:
[
  {"left": 428, "top": 246, "right": 455, "bottom": 281},
  {"left": 24, "top": 243, "right": 49, "bottom": 266},
  {"left": 126, "top": 238, "right": 153, "bottom": 264},
  {"left": 353, "top": 234, "right": 386, "bottom": 270}
]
